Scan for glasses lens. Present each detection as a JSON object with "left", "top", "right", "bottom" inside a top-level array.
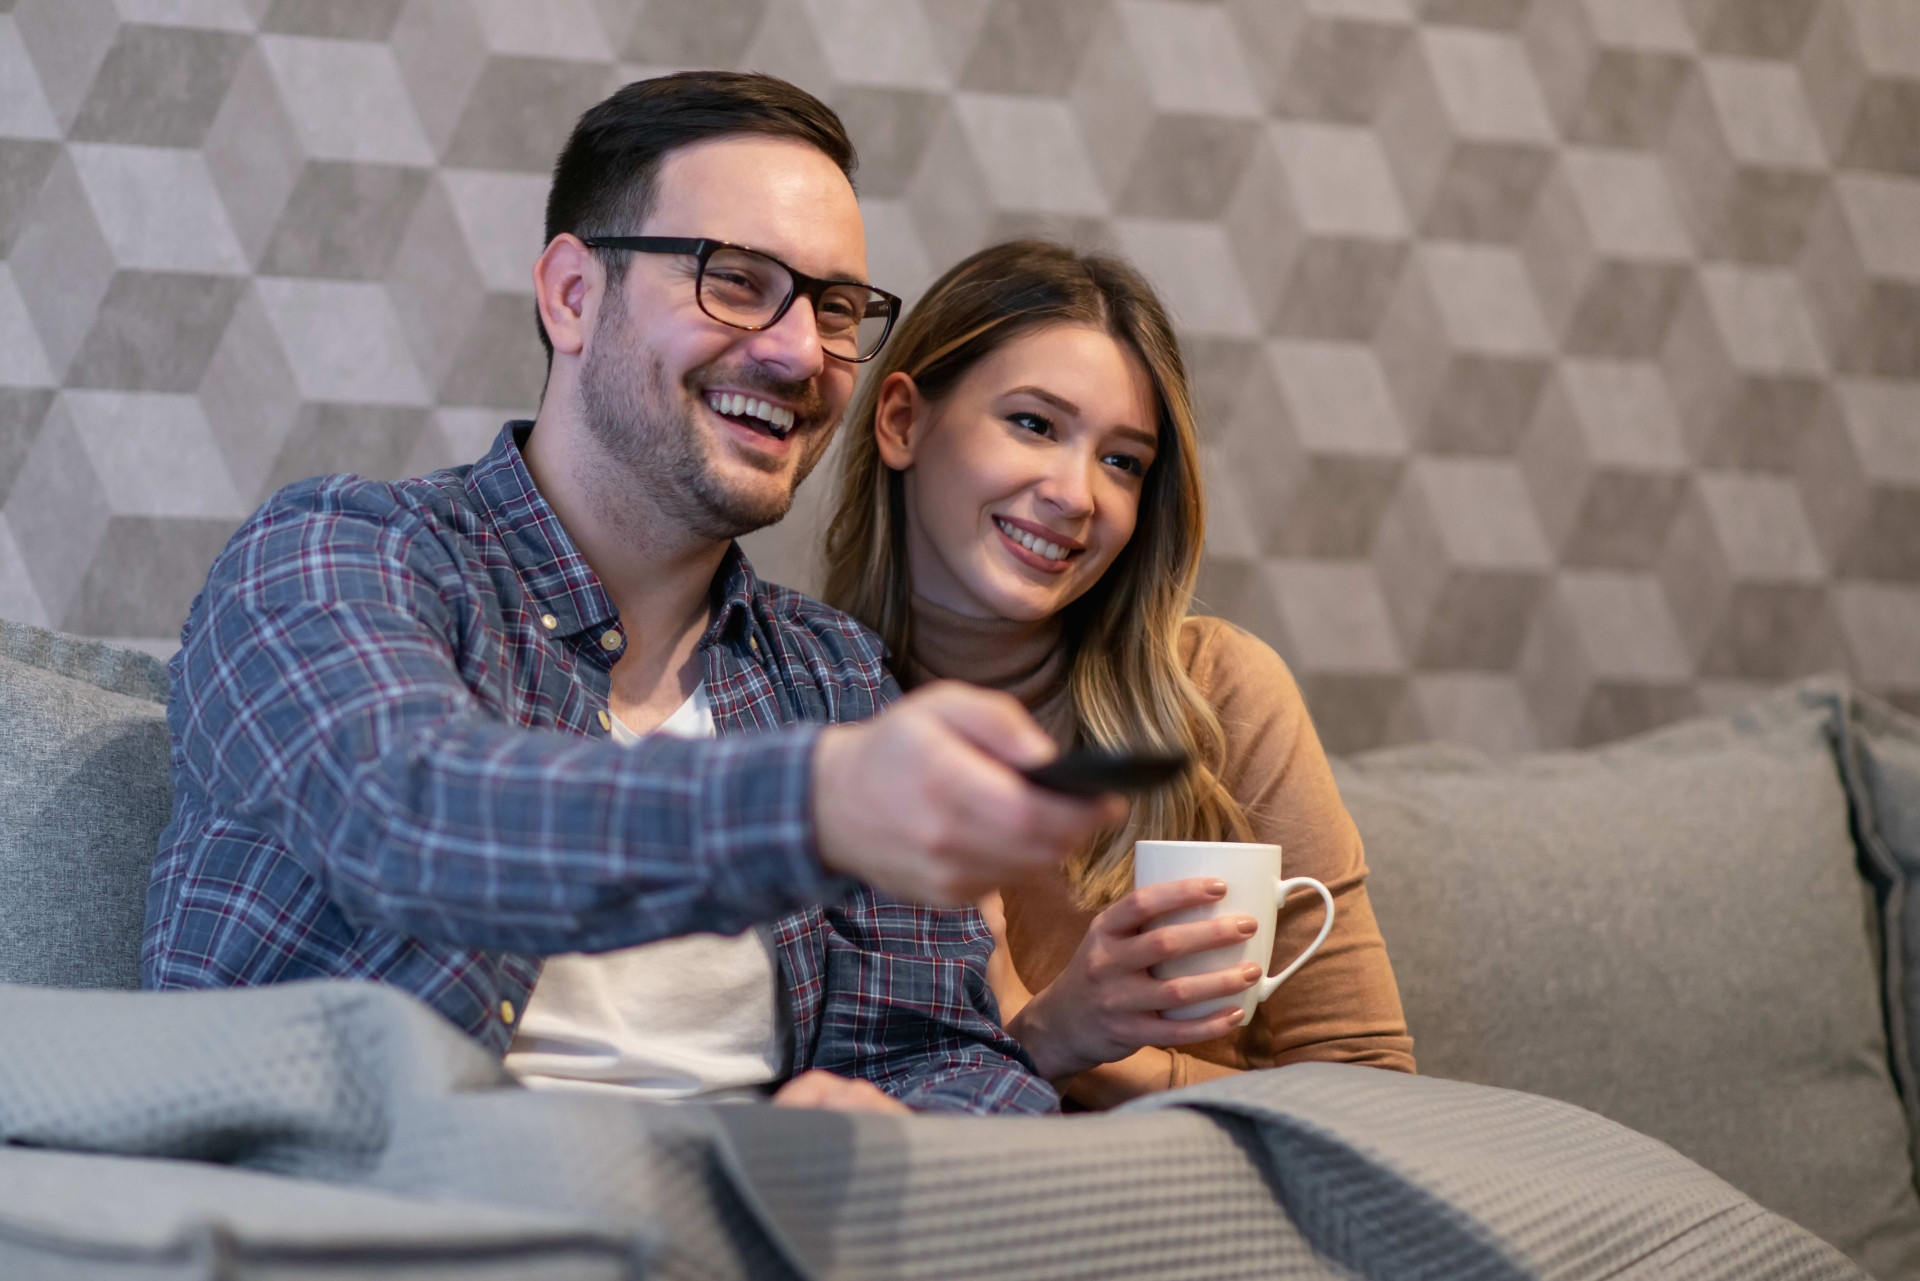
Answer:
[
  {"left": 854, "top": 294, "right": 895, "bottom": 361},
  {"left": 813, "top": 285, "right": 894, "bottom": 360},
  {"left": 699, "top": 245, "right": 894, "bottom": 360},
  {"left": 699, "top": 247, "right": 789, "bottom": 326}
]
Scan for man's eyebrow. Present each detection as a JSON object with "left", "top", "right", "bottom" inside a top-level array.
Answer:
[
  {"left": 795, "top": 256, "right": 869, "bottom": 287},
  {"left": 1006, "top": 385, "right": 1158, "bottom": 450}
]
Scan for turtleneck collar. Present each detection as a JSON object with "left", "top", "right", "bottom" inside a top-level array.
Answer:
[{"left": 902, "top": 594, "right": 1075, "bottom": 736}]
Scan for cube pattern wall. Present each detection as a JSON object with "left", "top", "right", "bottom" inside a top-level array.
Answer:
[{"left": 0, "top": 0, "right": 1915, "bottom": 753}]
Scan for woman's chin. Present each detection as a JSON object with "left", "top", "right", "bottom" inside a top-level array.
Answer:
[{"left": 966, "top": 574, "right": 1078, "bottom": 624}]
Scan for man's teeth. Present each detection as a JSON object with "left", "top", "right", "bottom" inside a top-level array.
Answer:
[
  {"left": 996, "top": 517, "right": 1070, "bottom": 562},
  {"left": 704, "top": 391, "right": 796, "bottom": 435}
]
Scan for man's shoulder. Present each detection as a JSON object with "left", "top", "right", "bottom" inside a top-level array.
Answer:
[
  {"left": 194, "top": 468, "right": 488, "bottom": 622},
  {"left": 225, "top": 466, "right": 481, "bottom": 571},
  {"left": 752, "top": 579, "right": 892, "bottom": 681},
  {"left": 255, "top": 464, "right": 476, "bottom": 533}
]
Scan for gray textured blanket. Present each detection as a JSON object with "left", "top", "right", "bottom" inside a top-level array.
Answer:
[{"left": 0, "top": 981, "right": 1863, "bottom": 1280}]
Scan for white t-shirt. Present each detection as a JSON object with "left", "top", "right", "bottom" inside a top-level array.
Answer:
[{"left": 503, "top": 685, "right": 790, "bottom": 1100}]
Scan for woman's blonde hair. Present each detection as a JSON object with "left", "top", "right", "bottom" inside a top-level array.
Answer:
[{"left": 822, "top": 240, "right": 1250, "bottom": 909}]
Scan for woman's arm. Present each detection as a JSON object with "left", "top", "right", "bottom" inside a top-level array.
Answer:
[
  {"left": 1185, "top": 619, "right": 1415, "bottom": 1076},
  {"left": 985, "top": 620, "right": 1414, "bottom": 1108}
]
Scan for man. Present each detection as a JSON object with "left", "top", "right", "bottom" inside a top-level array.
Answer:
[{"left": 145, "top": 72, "right": 1119, "bottom": 1115}]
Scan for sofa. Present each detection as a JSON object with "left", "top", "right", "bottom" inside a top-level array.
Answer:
[{"left": 0, "top": 617, "right": 1909, "bottom": 1280}]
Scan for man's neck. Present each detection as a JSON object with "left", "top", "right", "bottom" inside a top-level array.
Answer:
[{"left": 522, "top": 407, "right": 729, "bottom": 735}]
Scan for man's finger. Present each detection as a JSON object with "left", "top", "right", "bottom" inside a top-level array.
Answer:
[
  {"left": 1012, "top": 787, "right": 1126, "bottom": 855},
  {"left": 917, "top": 681, "right": 1058, "bottom": 769}
]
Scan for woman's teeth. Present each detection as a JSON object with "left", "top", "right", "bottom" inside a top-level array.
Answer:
[
  {"left": 996, "top": 517, "right": 1070, "bottom": 562},
  {"left": 703, "top": 391, "right": 796, "bottom": 437}
]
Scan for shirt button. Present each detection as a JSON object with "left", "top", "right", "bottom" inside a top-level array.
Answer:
[
  {"left": 600, "top": 629, "right": 622, "bottom": 651},
  {"left": 750, "top": 635, "right": 760, "bottom": 654},
  {"left": 540, "top": 614, "right": 558, "bottom": 630},
  {"left": 598, "top": 710, "right": 612, "bottom": 732},
  {"left": 500, "top": 999, "right": 516, "bottom": 1025}
]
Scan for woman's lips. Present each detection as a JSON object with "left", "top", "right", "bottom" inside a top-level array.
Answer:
[{"left": 994, "top": 516, "right": 1075, "bottom": 574}]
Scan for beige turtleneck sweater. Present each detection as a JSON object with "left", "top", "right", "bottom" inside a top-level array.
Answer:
[{"left": 903, "top": 596, "right": 1416, "bottom": 1107}]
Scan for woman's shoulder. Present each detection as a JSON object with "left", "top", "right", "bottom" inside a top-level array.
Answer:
[
  {"left": 1178, "top": 616, "right": 1300, "bottom": 698},
  {"left": 1177, "top": 615, "right": 1311, "bottom": 746}
]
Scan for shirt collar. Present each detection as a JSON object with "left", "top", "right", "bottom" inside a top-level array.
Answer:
[
  {"left": 702, "top": 541, "right": 759, "bottom": 651},
  {"left": 470, "top": 421, "right": 763, "bottom": 649},
  {"left": 469, "top": 422, "right": 618, "bottom": 638}
]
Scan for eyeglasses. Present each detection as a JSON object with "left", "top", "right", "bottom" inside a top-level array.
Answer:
[{"left": 580, "top": 236, "right": 901, "bottom": 363}]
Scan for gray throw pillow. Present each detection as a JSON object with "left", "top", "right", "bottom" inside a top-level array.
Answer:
[
  {"left": 1336, "top": 682, "right": 1920, "bottom": 1281},
  {"left": 1840, "top": 691, "right": 1920, "bottom": 1178},
  {"left": 0, "top": 621, "right": 173, "bottom": 990}
]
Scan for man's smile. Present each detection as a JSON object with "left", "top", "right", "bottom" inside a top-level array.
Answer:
[{"left": 702, "top": 388, "right": 797, "bottom": 440}]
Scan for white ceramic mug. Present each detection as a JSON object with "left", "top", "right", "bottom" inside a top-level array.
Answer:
[{"left": 1133, "top": 840, "right": 1335, "bottom": 1022}]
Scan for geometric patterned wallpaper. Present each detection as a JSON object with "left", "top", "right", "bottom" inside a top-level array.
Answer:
[{"left": 0, "top": 0, "right": 1915, "bottom": 755}]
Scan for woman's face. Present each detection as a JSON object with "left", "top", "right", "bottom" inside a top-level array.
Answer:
[{"left": 877, "top": 323, "right": 1160, "bottom": 623}]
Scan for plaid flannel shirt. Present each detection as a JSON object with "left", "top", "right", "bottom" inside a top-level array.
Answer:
[{"left": 144, "top": 422, "right": 1057, "bottom": 1115}]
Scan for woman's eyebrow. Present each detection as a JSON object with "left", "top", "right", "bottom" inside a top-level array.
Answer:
[{"left": 1006, "top": 384, "right": 1080, "bottom": 416}]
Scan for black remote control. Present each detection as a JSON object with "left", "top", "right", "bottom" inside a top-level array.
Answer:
[{"left": 1021, "top": 747, "right": 1191, "bottom": 797}]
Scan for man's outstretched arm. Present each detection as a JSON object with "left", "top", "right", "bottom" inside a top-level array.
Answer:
[
  {"left": 167, "top": 483, "right": 1120, "bottom": 961},
  {"left": 167, "top": 485, "right": 841, "bottom": 955}
]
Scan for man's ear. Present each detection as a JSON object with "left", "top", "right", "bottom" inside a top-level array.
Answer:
[
  {"left": 872, "top": 371, "right": 923, "bottom": 470},
  {"left": 533, "top": 234, "right": 598, "bottom": 358}
]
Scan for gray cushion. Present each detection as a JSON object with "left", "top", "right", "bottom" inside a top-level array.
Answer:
[
  {"left": 0, "top": 620, "right": 172, "bottom": 990},
  {"left": 1840, "top": 690, "right": 1920, "bottom": 1178},
  {"left": 1339, "top": 681, "right": 1920, "bottom": 1280}
]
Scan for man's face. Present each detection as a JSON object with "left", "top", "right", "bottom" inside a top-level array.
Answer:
[{"left": 575, "top": 135, "right": 868, "bottom": 541}]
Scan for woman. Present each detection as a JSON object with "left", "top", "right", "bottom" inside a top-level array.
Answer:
[{"left": 822, "top": 241, "right": 1414, "bottom": 1108}]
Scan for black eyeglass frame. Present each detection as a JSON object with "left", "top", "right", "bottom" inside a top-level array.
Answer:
[{"left": 579, "top": 235, "right": 902, "bottom": 363}]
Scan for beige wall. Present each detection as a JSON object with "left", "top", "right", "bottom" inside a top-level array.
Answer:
[{"left": 0, "top": 0, "right": 1915, "bottom": 751}]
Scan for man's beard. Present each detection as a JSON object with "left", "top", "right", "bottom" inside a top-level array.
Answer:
[{"left": 575, "top": 285, "right": 834, "bottom": 542}]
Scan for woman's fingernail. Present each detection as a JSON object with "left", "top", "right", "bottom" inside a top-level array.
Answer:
[
  {"left": 1235, "top": 916, "right": 1258, "bottom": 936},
  {"left": 1205, "top": 879, "right": 1228, "bottom": 895},
  {"left": 1241, "top": 963, "right": 1262, "bottom": 983}
]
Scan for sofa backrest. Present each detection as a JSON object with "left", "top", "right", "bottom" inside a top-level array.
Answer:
[
  {"left": 0, "top": 621, "right": 172, "bottom": 990},
  {"left": 1339, "top": 681, "right": 1920, "bottom": 1281}
]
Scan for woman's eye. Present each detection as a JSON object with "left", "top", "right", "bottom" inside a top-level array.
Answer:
[
  {"left": 1104, "top": 453, "right": 1147, "bottom": 477},
  {"left": 1008, "top": 411, "right": 1052, "bottom": 436}
]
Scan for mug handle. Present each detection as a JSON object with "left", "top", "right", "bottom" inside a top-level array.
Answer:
[{"left": 1255, "top": 877, "right": 1335, "bottom": 1003}]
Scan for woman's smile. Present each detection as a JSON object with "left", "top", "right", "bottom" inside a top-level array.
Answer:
[{"left": 994, "top": 515, "right": 1082, "bottom": 572}]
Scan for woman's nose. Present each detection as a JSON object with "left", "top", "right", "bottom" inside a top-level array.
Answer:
[{"left": 1036, "top": 452, "right": 1097, "bottom": 519}]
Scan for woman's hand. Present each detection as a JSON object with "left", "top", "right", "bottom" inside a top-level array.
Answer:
[
  {"left": 1004, "top": 878, "right": 1263, "bottom": 1083},
  {"left": 978, "top": 890, "right": 1036, "bottom": 1021}
]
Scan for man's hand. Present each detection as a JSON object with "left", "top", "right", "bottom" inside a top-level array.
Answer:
[
  {"left": 771, "top": 1069, "right": 911, "bottom": 1114},
  {"left": 812, "top": 682, "right": 1126, "bottom": 905}
]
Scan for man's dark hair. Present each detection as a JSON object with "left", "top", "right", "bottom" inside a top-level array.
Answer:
[{"left": 537, "top": 71, "right": 859, "bottom": 361}]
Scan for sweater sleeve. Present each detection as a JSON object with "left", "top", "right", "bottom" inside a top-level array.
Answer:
[{"left": 1170, "top": 617, "right": 1415, "bottom": 1077}]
